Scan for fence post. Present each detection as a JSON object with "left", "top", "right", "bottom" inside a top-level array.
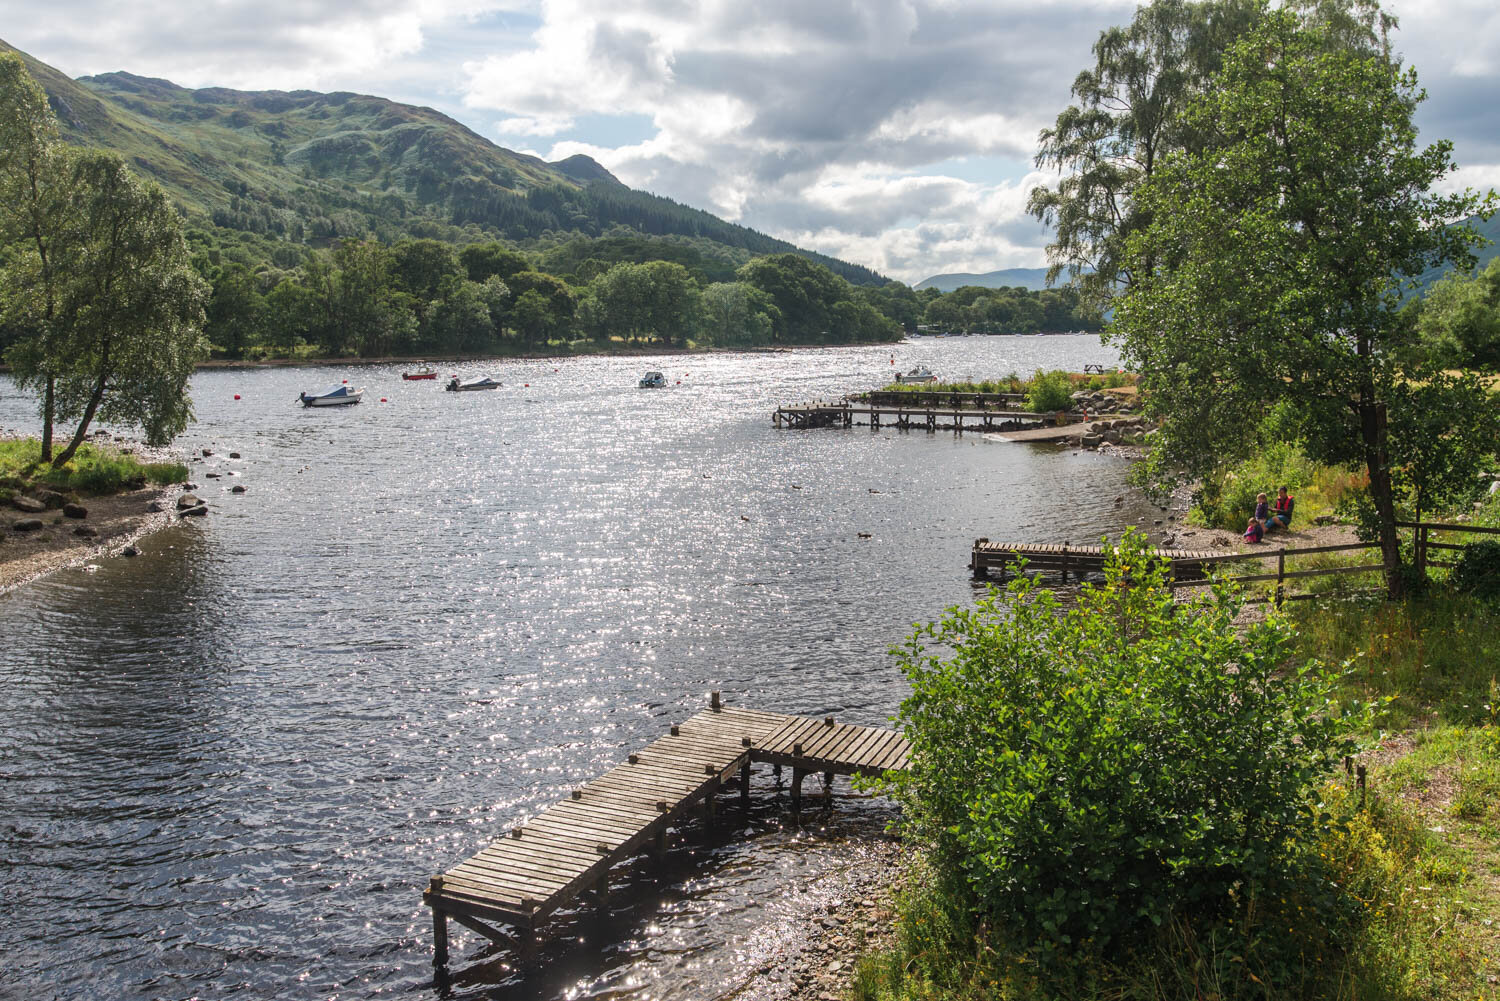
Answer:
[
  {"left": 1416, "top": 523, "right": 1428, "bottom": 578},
  {"left": 1275, "top": 549, "right": 1285, "bottom": 608}
]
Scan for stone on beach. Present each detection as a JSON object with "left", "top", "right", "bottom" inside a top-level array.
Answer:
[
  {"left": 176, "top": 494, "right": 201, "bottom": 510},
  {"left": 11, "top": 495, "right": 46, "bottom": 513}
]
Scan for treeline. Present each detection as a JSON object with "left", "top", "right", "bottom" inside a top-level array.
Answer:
[
  {"left": 186, "top": 239, "right": 904, "bottom": 359},
  {"left": 917, "top": 283, "right": 1105, "bottom": 334}
]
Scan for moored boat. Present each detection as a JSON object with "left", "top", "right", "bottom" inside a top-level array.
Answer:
[
  {"left": 445, "top": 376, "right": 503, "bottom": 392},
  {"left": 894, "top": 367, "right": 937, "bottom": 384},
  {"left": 639, "top": 371, "right": 666, "bottom": 388},
  {"left": 298, "top": 385, "right": 363, "bottom": 407},
  {"left": 402, "top": 364, "right": 437, "bottom": 380}
]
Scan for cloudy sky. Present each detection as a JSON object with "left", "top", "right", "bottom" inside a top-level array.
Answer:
[{"left": 4, "top": 0, "right": 1497, "bottom": 283}]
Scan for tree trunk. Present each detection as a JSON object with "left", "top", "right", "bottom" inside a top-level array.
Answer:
[
  {"left": 52, "top": 369, "right": 107, "bottom": 467},
  {"left": 1359, "top": 399, "right": 1404, "bottom": 600},
  {"left": 40, "top": 376, "right": 55, "bottom": 462}
]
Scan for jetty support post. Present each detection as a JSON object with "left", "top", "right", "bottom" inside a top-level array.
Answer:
[
  {"left": 971, "top": 538, "right": 989, "bottom": 580},
  {"left": 790, "top": 766, "right": 807, "bottom": 813},
  {"left": 432, "top": 904, "right": 449, "bottom": 970}
]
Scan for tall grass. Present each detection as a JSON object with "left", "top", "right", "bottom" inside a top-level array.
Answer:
[{"left": 0, "top": 439, "right": 187, "bottom": 497}]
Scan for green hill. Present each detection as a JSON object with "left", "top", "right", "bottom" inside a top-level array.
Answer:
[
  {"left": 2, "top": 39, "right": 886, "bottom": 285},
  {"left": 915, "top": 267, "right": 1052, "bottom": 292}
]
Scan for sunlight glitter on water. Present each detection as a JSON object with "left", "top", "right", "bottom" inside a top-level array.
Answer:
[{"left": 0, "top": 337, "right": 1159, "bottom": 1000}]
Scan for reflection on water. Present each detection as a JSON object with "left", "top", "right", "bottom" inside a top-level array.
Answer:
[{"left": 0, "top": 337, "right": 1155, "bottom": 1000}]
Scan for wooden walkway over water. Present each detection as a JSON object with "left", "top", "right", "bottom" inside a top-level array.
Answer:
[
  {"left": 971, "top": 539, "right": 1236, "bottom": 581},
  {"left": 774, "top": 399, "right": 1058, "bottom": 431},
  {"left": 423, "top": 695, "right": 909, "bottom": 967}
]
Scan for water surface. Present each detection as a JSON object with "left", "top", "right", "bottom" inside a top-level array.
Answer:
[{"left": 0, "top": 336, "right": 1152, "bottom": 1000}]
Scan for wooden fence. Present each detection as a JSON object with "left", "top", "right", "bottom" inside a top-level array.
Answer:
[{"left": 1162, "top": 520, "right": 1500, "bottom": 606}]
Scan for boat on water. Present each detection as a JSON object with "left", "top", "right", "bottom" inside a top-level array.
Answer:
[
  {"left": 639, "top": 371, "right": 666, "bottom": 388},
  {"left": 894, "top": 367, "right": 937, "bottom": 384},
  {"left": 446, "top": 376, "right": 503, "bottom": 392},
  {"left": 298, "top": 385, "right": 363, "bottom": 407},
  {"left": 402, "top": 364, "right": 437, "bottom": 381}
]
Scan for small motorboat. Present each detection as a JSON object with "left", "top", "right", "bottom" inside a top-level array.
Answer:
[
  {"left": 298, "top": 384, "right": 363, "bottom": 407},
  {"left": 402, "top": 364, "right": 437, "bottom": 381},
  {"left": 446, "top": 376, "right": 503, "bottom": 392},
  {"left": 639, "top": 371, "right": 666, "bottom": 388},
  {"left": 895, "top": 367, "right": 937, "bottom": 384}
]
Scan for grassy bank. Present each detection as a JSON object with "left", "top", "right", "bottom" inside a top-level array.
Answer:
[
  {"left": 851, "top": 534, "right": 1500, "bottom": 1001},
  {"left": 0, "top": 438, "right": 187, "bottom": 500},
  {"left": 876, "top": 370, "right": 1136, "bottom": 395}
]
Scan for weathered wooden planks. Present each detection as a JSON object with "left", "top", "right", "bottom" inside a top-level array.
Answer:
[
  {"left": 969, "top": 539, "right": 1240, "bottom": 582},
  {"left": 424, "top": 699, "right": 909, "bottom": 965}
]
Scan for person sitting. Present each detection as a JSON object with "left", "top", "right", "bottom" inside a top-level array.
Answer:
[
  {"left": 1267, "top": 486, "right": 1295, "bottom": 531},
  {"left": 1253, "top": 492, "right": 1270, "bottom": 527},
  {"left": 1244, "top": 516, "right": 1264, "bottom": 543}
]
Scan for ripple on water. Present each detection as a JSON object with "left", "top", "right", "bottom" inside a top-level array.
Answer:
[{"left": 0, "top": 338, "right": 1149, "bottom": 999}]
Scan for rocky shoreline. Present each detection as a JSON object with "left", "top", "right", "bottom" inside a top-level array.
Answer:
[{"left": 731, "top": 837, "right": 909, "bottom": 1001}]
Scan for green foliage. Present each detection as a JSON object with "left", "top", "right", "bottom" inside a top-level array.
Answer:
[
  {"left": 918, "top": 283, "right": 1105, "bottom": 333},
  {"left": 0, "top": 438, "right": 186, "bottom": 494},
  {"left": 1113, "top": 4, "right": 1494, "bottom": 595},
  {"left": 1452, "top": 540, "right": 1500, "bottom": 601},
  {"left": 1290, "top": 590, "right": 1500, "bottom": 727},
  {"left": 886, "top": 529, "right": 1366, "bottom": 962},
  {"left": 1413, "top": 256, "right": 1500, "bottom": 371},
  {"left": 737, "top": 253, "right": 900, "bottom": 344},
  {"left": 1024, "top": 368, "right": 1074, "bottom": 412}
]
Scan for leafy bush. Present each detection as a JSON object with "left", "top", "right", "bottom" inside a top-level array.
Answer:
[
  {"left": 1103, "top": 370, "right": 1127, "bottom": 388},
  {"left": 0, "top": 438, "right": 187, "bottom": 495},
  {"left": 886, "top": 529, "right": 1367, "bottom": 962},
  {"left": 1452, "top": 539, "right": 1500, "bottom": 601},
  {"left": 1024, "top": 368, "right": 1074, "bottom": 413}
]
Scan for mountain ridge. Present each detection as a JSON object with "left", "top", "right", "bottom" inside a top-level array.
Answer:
[{"left": 1, "top": 39, "right": 886, "bottom": 286}]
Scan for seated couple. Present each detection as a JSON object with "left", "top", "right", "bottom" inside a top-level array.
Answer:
[{"left": 1244, "top": 487, "right": 1295, "bottom": 543}]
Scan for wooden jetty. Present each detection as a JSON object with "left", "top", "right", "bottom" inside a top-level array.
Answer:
[
  {"left": 423, "top": 694, "right": 909, "bottom": 967},
  {"left": 971, "top": 539, "right": 1237, "bottom": 582},
  {"left": 773, "top": 399, "right": 1060, "bottom": 432}
]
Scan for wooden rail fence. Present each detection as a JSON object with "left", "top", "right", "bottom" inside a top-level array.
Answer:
[{"left": 973, "top": 521, "right": 1500, "bottom": 604}]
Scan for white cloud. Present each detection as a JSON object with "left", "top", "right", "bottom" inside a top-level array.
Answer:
[{"left": 7, "top": 0, "right": 1499, "bottom": 284}]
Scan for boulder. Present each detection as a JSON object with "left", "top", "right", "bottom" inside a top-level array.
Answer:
[
  {"left": 230, "top": 485, "right": 246, "bottom": 494},
  {"left": 229, "top": 452, "right": 241, "bottom": 459},
  {"left": 72, "top": 525, "right": 98, "bottom": 538},
  {"left": 13, "top": 518, "right": 44, "bottom": 532},
  {"left": 11, "top": 495, "right": 45, "bottom": 513},
  {"left": 63, "top": 503, "right": 87, "bottom": 519},
  {"left": 38, "top": 490, "right": 68, "bottom": 509},
  {"left": 205, "top": 472, "right": 221, "bottom": 479},
  {"left": 201, "top": 448, "right": 213, "bottom": 457},
  {"left": 176, "top": 494, "right": 201, "bottom": 510},
  {"left": 179, "top": 504, "right": 208, "bottom": 518},
  {"left": 121, "top": 544, "right": 140, "bottom": 557}
]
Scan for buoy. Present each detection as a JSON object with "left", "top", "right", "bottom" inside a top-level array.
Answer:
[
  {"left": 380, "top": 398, "right": 387, "bottom": 403},
  {"left": 342, "top": 379, "right": 348, "bottom": 383},
  {"left": 233, "top": 394, "right": 240, "bottom": 400},
  {"left": 676, "top": 380, "right": 681, "bottom": 385},
  {"left": 524, "top": 383, "right": 529, "bottom": 387}
]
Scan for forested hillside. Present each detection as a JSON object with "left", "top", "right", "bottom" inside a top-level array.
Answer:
[{"left": 0, "top": 39, "right": 884, "bottom": 286}]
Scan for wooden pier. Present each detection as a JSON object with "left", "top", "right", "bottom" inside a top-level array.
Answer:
[
  {"left": 423, "top": 695, "right": 909, "bottom": 967},
  {"left": 971, "top": 539, "right": 1236, "bottom": 582},
  {"left": 773, "top": 399, "right": 1060, "bottom": 432}
]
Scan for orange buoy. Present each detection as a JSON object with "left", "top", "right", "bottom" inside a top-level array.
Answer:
[
  {"left": 342, "top": 379, "right": 348, "bottom": 383},
  {"left": 524, "top": 383, "right": 529, "bottom": 387},
  {"left": 233, "top": 394, "right": 241, "bottom": 400}
]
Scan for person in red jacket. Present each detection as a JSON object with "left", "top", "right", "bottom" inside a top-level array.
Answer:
[{"left": 1267, "top": 486, "right": 1295, "bottom": 532}]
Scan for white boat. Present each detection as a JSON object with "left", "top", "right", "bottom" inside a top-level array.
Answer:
[
  {"left": 298, "top": 384, "right": 363, "bottom": 407},
  {"left": 639, "top": 371, "right": 666, "bottom": 388},
  {"left": 445, "top": 376, "right": 503, "bottom": 392},
  {"left": 894, "top": 367, "right": 937, "bottom": 384}
]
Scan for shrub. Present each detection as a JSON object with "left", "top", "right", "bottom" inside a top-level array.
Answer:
[
  {"left": 1024, "top": 368, "right": 1074, "bottom": 413},
  {"left": 1103, "top": 370, "right": 1127, "bottom": 388},
  {"left": 886, "top": 529, "right": 1367, "bottom": 962},
  {"left": 1452, "top": 539, "right": 1500, "bottom": 601}
]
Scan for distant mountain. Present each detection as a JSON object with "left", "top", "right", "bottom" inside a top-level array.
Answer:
[
  {"left": 915, "top": 267, "right": 1051, "bottom": 292},
  {"left": 1414, "top": 213, "right": 1500, "bottom": 294},
  {"left": 1, "top": 39, "right": 887, "bottom": 286}
]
